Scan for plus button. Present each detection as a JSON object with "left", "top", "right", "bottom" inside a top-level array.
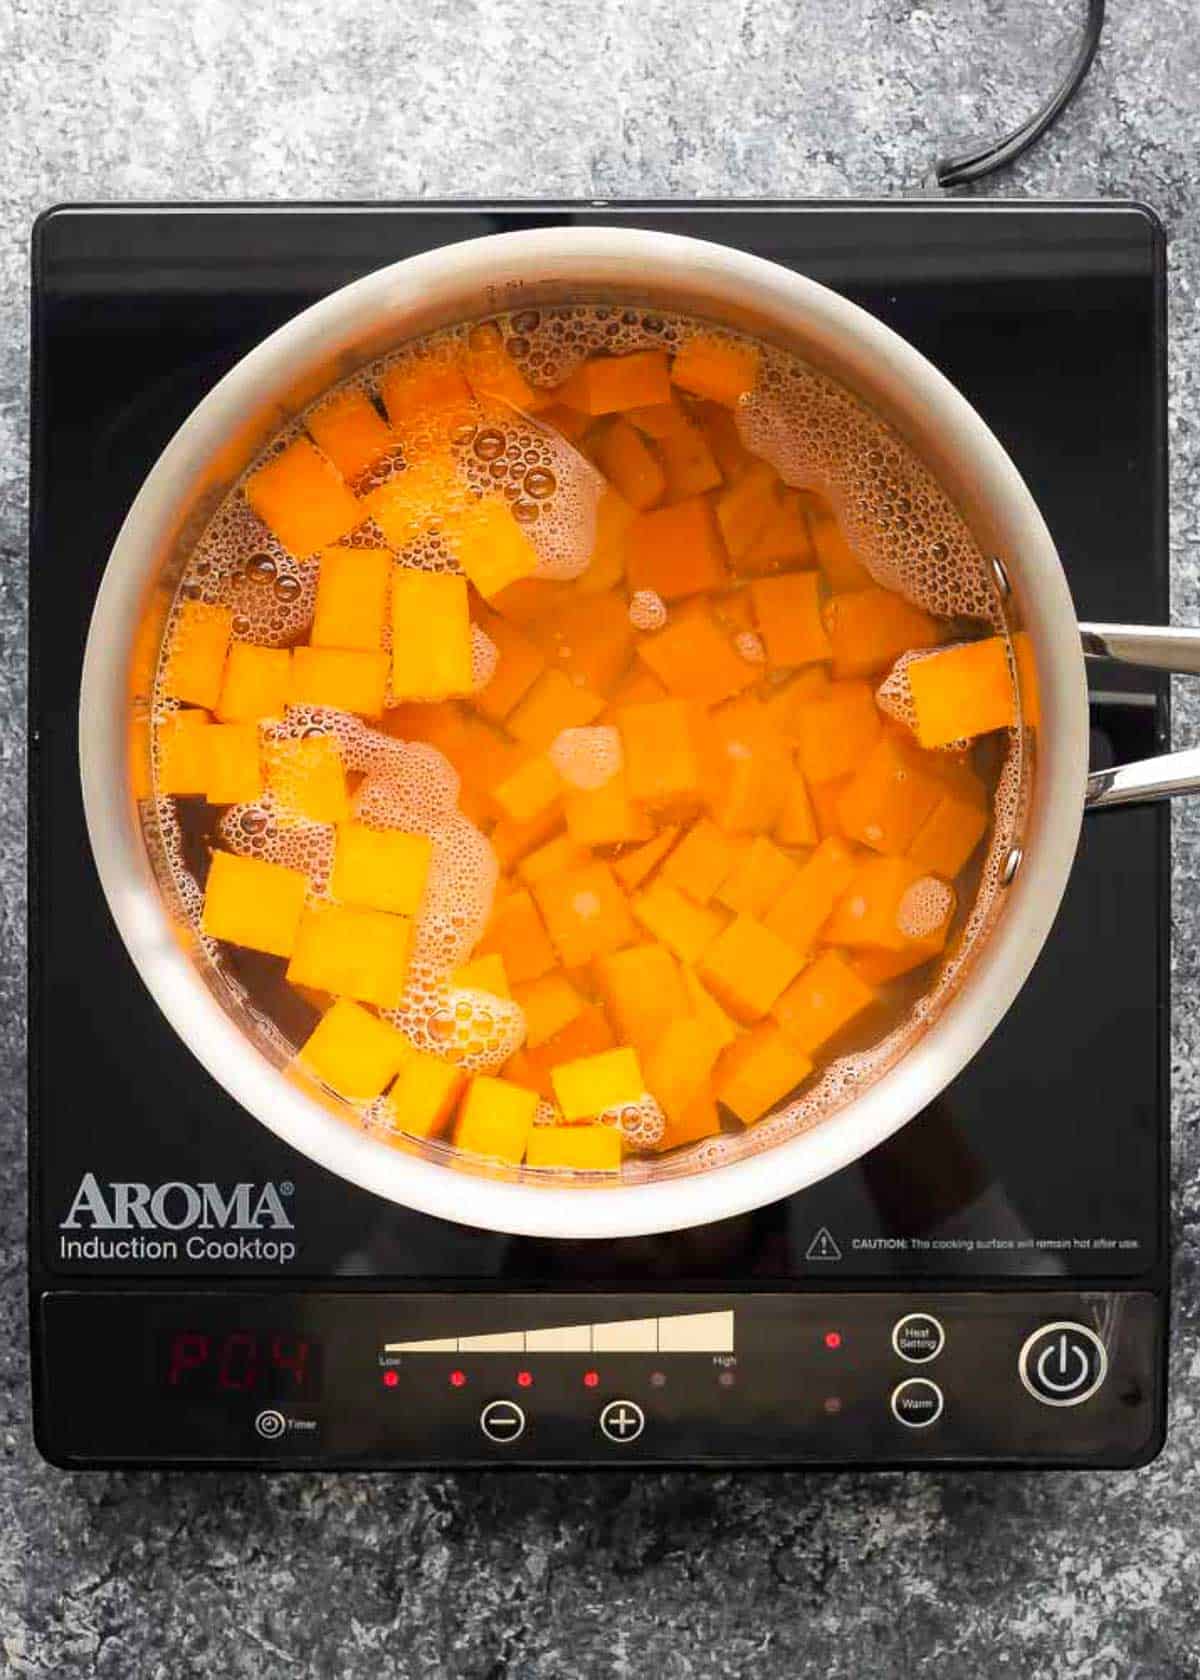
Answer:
[{"left": 599, "top": 1399, "right": 646, "bottom": 1443}]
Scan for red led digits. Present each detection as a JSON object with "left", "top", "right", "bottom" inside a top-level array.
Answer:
[{"left": 166, "top": 1332, "right": 210, "bottom": 1386}]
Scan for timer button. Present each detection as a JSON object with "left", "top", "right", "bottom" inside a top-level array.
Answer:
[
  {"left": 254, "top": 1408, "right": 287, "bottom": 1441},
  {"left": 479, "top": 1400, "right": 526, "bottom": 1444},
  {"left": 890, "top": 1378, "right": 944, "bottom": 1429},
  {"left": 892, "top": 1312, "right": 945, "bottom": 1364},
  {"left": 1018, "top": 1322, "right": 1108, "bottom": 1407}
]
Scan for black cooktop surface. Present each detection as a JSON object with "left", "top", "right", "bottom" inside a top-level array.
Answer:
[{"left": 29, "top": 201, "right": 1168, "bottom": 1295}]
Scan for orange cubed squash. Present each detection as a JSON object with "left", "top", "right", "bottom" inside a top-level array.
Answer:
[
  {"left": 286, "top": 902, "right": 413, "bottom": 1009},
  {"left": 445, "top": 494, "right": 540, "bottom": 599},
  {"left": 626, "top": 496, "right": 728, "bottom": 600},
  {"left": 507, "top": 668, "right": 606, "bottom": 750},
  {"left": 774, "top": 767, "right": 819, "bottom": 848},
  {"left": 750, "top": 571, "right": 831, "bottom": 669},
  {"left": 625, "top": 401, "right": 690, "bottom": 439},
  {"left": 517, "top": 833, "right": 592, "bottom": 886},
  {"left": 836, "top": 733, "right": 945, "bottom": 855},
  {"left": 810, "top": 773, "right": 853, "bottom": 839},
  {"left": 551, "top": 1046, "right": 644, "bottom": 1121},
  {"left": 525, "top": 1125, "right": 622, "bottom": 1171},
  {"left": 763, "top": 835, "right": 859, "bottom": 954},
  {"left": 715, "top": 1023, "right": 814, "bottom": 1123},
  {"left": 619, "top": 698, "right": 709, "bottom": 808},
  {"left": 540, "top": 400, "right": 592, "bottom": 442},
  {"left": 657, "top": 419, "right": 722, "bottom": 500},
  {"left": 162, "top": 601, "right": 233, "bottom": 709},
  {"left": 487, "top": 576, "right": 573, "bottom": 626},
  {"left": 298, "top": 997, "right": 412, "bottom": 1100},
  {"left": 331, "top": 823, "right": 432, "bottom": 916},
  {"left": 454, "top": 1075, "right": 539, "bottom": 1163},
  {"left": 796, "top": 680, "right": 883, "bottom": 783},
  {"left": 564, "top": 771, "right": 653, "bottom": 848},
  {"left": 799, "top": 492, "right": 872, "bottom": 592},
  {"left": 709, "top": 730, "right": 792, "bottom": 836},
  {"left": 824, "top": 857, "right": 956, "bottom": 954},
  {"left": 850, "top": 945, "right": 942, "bottom": 987},
  {"left": 378, "top": 352, "right": 476, "bottom": 450},
  {"left": 156, "top": 709, "right": 211, "bottom": 795},
  {"left": 773, "top": 950, "right": 877, "bottom": 1053},
  {"left": 215, "top": 642, "right": 291, "bottom": 724},
  {"left": 489, "top": 808, "right": 565, "bottom": 872},
  {"left": 290, "top": 646, "right": 389, "bottom": 717},
  {"left": 576, "top": 485, "right": 636, "bottom": 596},
  {"left": 312, "top": 547, "right": 391, "bottom": 651},
  {"left": 762, "top": 666, "right": 832, "bottom": 738},
  {"left": 476, "top": 887, "right": 557, "bottom": 983},
  {"left": 612, "top": 824, "right": 680, "bottom": 890},
  {"left": 531, "top": 859, "right": 636, "bottom": 967},
  {"left": 738, "top": 491, "right": 816, "bottom": 575},
  {"left": 714, "top": 835, "right": 800, "bottom": 917},
  {"left": 361, "top": 454, "right": 465, "bottom": 552},
  {"left": 698, "top": 914, "right": 805, "bottom": 1023},
  {"left": 536, "top": 590, "right": 634, "bottom": 696},
  {"left": 907, "top": 637, "right": 1017, "bottom": 748},
  {"left": 452, "top": 952, "right": 511, "bottom": 997},
  {"left": 643, "top": 1017, "right": 721, "bottom": 1125},
  {"left": 657, "top": 1092, "right": 722, "bottom": 1150},
  {"left": 513, "top": 971, "right": 586, "bottom": 1049},
  {"left": 594, "top": 941, "right": 689, "bottom": 1053},
  {"left": 390, "top": 568, "right": 473, "bottom": 702},
  {"left": 493, "top": 755, "right": 563, "bottom": 827},
  {"left": 681, "top": 965, "right": 739, "bottom": 1056},
  {"left": 464, "top": 322, "right": 540, "bottom": 412},
  {"left": 826, "top": 585, "right": 942, "bottom": 679},
  {"left": 201, "top": 850, "right": 309, "bottom": 957},
  {"left": 202, "top": 722, "right": 263, "bottom": 805},
  {"left": 695, "top": 401, "right": 751, "bottom": 478},
  {"left": 507, "top": 1003, "right": 616, "bottom": 1100},
  {"left": 631, "top": 880, "right": 726, "bottom": 966},
  {"left": 306, "top": 387, "right": 394, "bottom": 481},
  {"left": 908, "top": 780, "right": 989, "bottom": 878},
  {"left": 245, "top": 436, "right": 362, "bottom": 558},
  {"left": 382, "top": 1051, "right": 465, "bottom": 1140},
  {"left": 559, "top": 350, "right": 672, "bottom": 415},
  {"left": 715, "top": 460, "right": 779, "bottom": 562},
  {"left": 264, "top": 733, "right": 350, "bottom": 824},
  {"left": 661, "top": 816, "right": 740, "bottom": 904},
  {"left": 671, "top": 333, "right": 759, "bottom": 407},
  {"left": 592, "top": 418, "right": 666, "bottom": 510},
  {"left": 636, "top": 608, "right": 756, "bottom": 706},
  {"left": 471, "top": 605, "right": 546, "bottom": 721},
  {"left": 607, "top": 665, "right": 669, "bottom": 711}
]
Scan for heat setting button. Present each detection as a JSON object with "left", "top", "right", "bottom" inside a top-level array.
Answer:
[
  {"left": 1019, "top": 1322, "right": 1108, "bottom": 1408},
  {"left": 890, "top": 1378, "right": 944, "bottom": 1429},
  {"left": 599, "top": 1399, "right": 645, "bottom": 1443},
  {"left": 479, "top": 1400, "right": 526, "bottom": 1444},
  {"left": 891, "top": 1312, "right": 945, "bottom": 1364}
]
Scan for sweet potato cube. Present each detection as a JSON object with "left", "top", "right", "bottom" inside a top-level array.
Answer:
[
  {"left": 595, "top": 942, "right": 689, "bottom": 1053},
  {"left": 537, "top": 590, "right": 634, "bottom": 696},
  {"left": 796, "top": 681, "right": 883, "bottom": 783},
  {"left": 825, "top": 857, "right": 955, "bottom": 953},
  {"left": 382, "top": 1051, "right": 465, "bottom": 1140},
  {"left": 306, "top": 387, "right": 394, "bottom": 481},
  {"left": 763, "top": 835, "right": 859, "bottom": 954},
  {"left": 671, "top": 333, "right": 759, "bottom": 407},
  {"left": 507, "top": 668, "right": 606, "bottom": 750},
  {"left": 593, "top": 418, "right": 665, "bottom": 510},
  {"left": 644, "top": 1017, "right": 721, "bottom": 1124},
  {"left": 514, "top": 971, "right": 586, "bottom": 1049},
  {"left": 476, "top": 887, "right": 557, "bottom": 983},
  {"left": 532, "top": 860, "right": 636, "bottom": 967},
  {"left": 626, "top": 496, "right": 727, "bottom": 601},
  {"left": 826, "top": 585, "right": 942, "bottom": 679},
  {"left": 908, "top": 782, "right": 989, "bottom": 879},
  {"left": 162, "top": 601, "right": 233, "bottom": 710},
  {"left": 637, "top": 608, "right": 756, "bottom": 706},
  {"left": 525, "top": 1125, "right": 621, "bottom": 1171},
  {"left": 612, "top": 825, "right": 680, "bottom": 891},
  {"left": 576, "top": 485, "right": 636, "bottom": 596},
  {"left": 559, "top": 350, "right": 672, "bottom": 415},
  {"left": 312, "top": 547, "right": 391, "bottom": 651},
  {"left": 493, "top": 755, "right": 563, "bottom": 827},
  {"left": 517, "top": 833, "right": 592, "bottom": 886},
  {"left": 290, "top": 646, "right": 389, "bottom": 717},
  {"left": 390, "top": 569, "right": 473, "bottom": 702},
  {"left": 773, "top": 950, "right": 876, "bottom": 1053},
  {"left": 564, "top": 771, "right": 652, "bottom": 848},
  {"left": 681, "top": 965, "right": 739, "bottom": 1055},
  {"left": 445, "top": 495, "right": 540, "bottom": 599},
  {"left": 298, "top": 997, "right": 412, "bottom": 1100},
  {"left": 472, "top": 605, "right": 546, "bottom": 721},
  {"left": 658, "top": 1092, "right": 723, "bottom": 1150},
  {"left": 620, "top": 699, "right": 709, "bottom": 807},
  {"left": 362, "top": 453, "right": 464, "bottom": 549},
  {"left": 800, "top": 493, "right": 872, "bottom": 591},
  {"left": 552, "top": 1046, "right": 644, "bottom": 1121},
  {"left": 452, "top": 952, "right": 511, "bottom": 997},
  {"left": 774, "top": 770, "right": 819, "bottom": 848},
  {"left": 454, "top": 1075, "right": 538, "bottom": 1163},
  {"left": 464, "top": 323, "right": 539, "bottom": 412},
  {"left": 201, "top": 850, "right": 309, "bottom": 958},
  {"left": 245, "top": 436, "right": 362, "bottom": 557},
  {"left": 751, "top": 571, "right": 831, "bottom": 669},
  {"left": 202, "top": 722, "right": 263, "bottom": 805},
  {"left": 739, "top": 491, "right": 816, "bottom": 575},
  {"left": 715, "top": 461, "right": 778, "bottom": 562},
  {"left": 379, "top": 353, "right": 476, "bottom": 450},
  {"left": 715, "top": 1024, "right": 813, "bottom": 1124},
  {"left": 714, "top": 835, "right": 800, "bottom": 917},
  {"left": 657, "top": 419, "right": 722, "bottom": 500},
  {"left": 265, "top": 734, "right": 349, "bottom": 824},
  {"left": 661, "top": 817, "right": 739, "bottom": 904},
  {"left": 699, "top": 914, "right": 805, "bottom": 1022},
  {"left": 907, "top": 637, "right": 1016, "bottom": 748},
  {"left": 156, "top": 709, "right": 211, "bottom": 795},
  {"left": 331, "top": 823, "right": 432, "bottom": 916},
  {"left": 836, "top": 734, "right": 945, "bottom": 855},
  {"left": 215, "top": 642, "right": 291, "bottom": 724},
  {"left": 633, "top": 881, "right": 725, "bottom": 966},
  {"left": 286, "top": 902, "right": 412, "bottom": 1009}
]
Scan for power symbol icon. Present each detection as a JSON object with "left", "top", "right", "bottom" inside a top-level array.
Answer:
[
  {"left": 1019, "top": 1322, "right": 1108, "bottom": 1408},
  {"left": 1035, "top": 1336, "right": 1091, "bottom": 1394}
]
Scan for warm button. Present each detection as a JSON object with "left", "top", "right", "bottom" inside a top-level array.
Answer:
[
  {"left": 1018, "top": 1323, "right": 1108, "bottom": 1407},
  {"left": 599, "top": 1399, "right": 645, "bottom": 1443},
  {"left": 892, "top": 1312, "right": 945, "bottom": 1363},
  {"left": 890, "top": 1378, "right": 944, "bottom": 1428}
]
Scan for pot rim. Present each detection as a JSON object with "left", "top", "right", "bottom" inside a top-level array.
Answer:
[{"left": 78, "top": 225, "right": 1089, "bottom": 1239}]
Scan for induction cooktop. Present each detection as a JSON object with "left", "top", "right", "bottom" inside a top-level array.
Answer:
[{"left": 29, "top": 201, "right": 1169, "bottom": 1469}]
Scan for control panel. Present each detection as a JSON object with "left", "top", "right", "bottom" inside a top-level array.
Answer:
[{"left": 35, "top": 1290, "right": 1163, "bottom": 1469}]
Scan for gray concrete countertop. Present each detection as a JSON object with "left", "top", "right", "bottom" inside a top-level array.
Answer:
[{"left": 1, "top": 1, "right": 1198, "bottom": 1674}]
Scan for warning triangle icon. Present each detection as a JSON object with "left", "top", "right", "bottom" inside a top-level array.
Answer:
[{"left": 805, "top": 1226, "right": 842, "bottom": 1262}]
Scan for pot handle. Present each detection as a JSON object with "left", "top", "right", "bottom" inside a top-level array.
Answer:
[{"left": 1081, "top": 622, "right": 1200, "bottom": 809}]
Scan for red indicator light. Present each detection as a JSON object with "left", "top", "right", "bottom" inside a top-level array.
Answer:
[
  {"left": 718, "top": 1370, "right": 736, "bottom": 1389},
  {"left": 824, "top": 1396, "right": 843, "bottom": 1415},
  {"left": 824, "top": 1331, "right": 842, "bottom": 1349},
  {"left": 649, "top": 1371, "right": 667, "bottom": 1389},
  {"left": 517, "top": 1370, "right": 533, "bottom": 1388},
  {"left": 583, "top": 1370, "right": 600, "bottom": 1388},
  {"left": 449, "top": 1370, "right": 467, "bottom": 1388},
  {"left": 382, "top": 1370, "right": 399, "bottom": 1389}
]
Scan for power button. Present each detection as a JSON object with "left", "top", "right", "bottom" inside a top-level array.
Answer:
[{"left": 1018, "top": 1322, "right": 1108, "bottom": 1407}]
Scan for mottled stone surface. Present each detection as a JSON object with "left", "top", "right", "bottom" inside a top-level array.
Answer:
[{"left": 2, "top": 0, "right": 1200, "bottom": 1674}]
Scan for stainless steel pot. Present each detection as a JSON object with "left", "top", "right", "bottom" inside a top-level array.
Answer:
[{"left": 78, "top": 227, "right": 1193, "bottom": 1239}]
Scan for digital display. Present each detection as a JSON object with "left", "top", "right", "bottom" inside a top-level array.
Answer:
[{"left": 159, "top": 1331, "right": 322, "bottom": 1400}]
